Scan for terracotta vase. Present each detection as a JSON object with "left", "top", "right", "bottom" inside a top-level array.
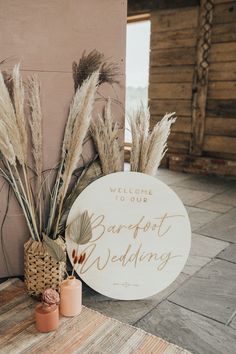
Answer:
[
  {"left": 35, "top": 303, "right": 59, "bottom": 332},
  {"left": 60, "top": 276, "right": 82, "bottom": 317}
]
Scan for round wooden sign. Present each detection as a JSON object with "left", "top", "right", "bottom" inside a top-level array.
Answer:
[{"left": 66, "top": 172, "right": 191, "bottom": 300}]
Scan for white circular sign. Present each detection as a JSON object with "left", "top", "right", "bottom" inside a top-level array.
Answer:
[{"left": 66, "top": 172, "right": 191, "bottom": 300}]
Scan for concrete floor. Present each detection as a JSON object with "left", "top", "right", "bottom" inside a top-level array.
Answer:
[{"left": 82, "top": 168, "right": 236, "bottom": 354}]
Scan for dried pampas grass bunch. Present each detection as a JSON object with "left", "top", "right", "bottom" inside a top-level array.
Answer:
[
  {"left": 0, "top": 66, "right": 40, "bottom": 240},
  {"left": 90, "top": 98, "right": 123, "bottom": 175},
  {"left": 129, "top": 105, "right": 176, "bottom": 176},
  {"left": 0, "top": 49, "right": 176, "bottom": 269},
  {"left": 72, "top": 50, "right": 119, "bottom": 91},
  {"left": 0, "top": 51, "right": 116, "bottom": 249}
]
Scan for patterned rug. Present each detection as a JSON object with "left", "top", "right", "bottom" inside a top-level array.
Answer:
[{"left": 0, "top": 279, "right": 191, "bottom": 353}]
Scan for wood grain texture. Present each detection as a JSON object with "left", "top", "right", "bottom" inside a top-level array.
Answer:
[
  {"left": 149, "top": 83, "right": 193, "bottom": 99},
  {"left": 151, "top": 28, "right": 197, "bottom": 49},
  {"left": 214, "top": 0, "right": 236, "bottom": 4},
  {"left": 206, "top": 99, "right": 236, "bottom": 118},
  {"left": 210, "top": 43, "right": 236, "bottom": 63},
  {"left": 148, "top": 0, "right": 236, "bottom": 175},
  {"left": 128, "top": 0, "right": 199, "bottom": 16},
  {"left": 206, "top": 117, "right": 236, "bottom": 136},
  {"left": 208, "top": 82, "right": 236, "bottom": 99},
  {"left": 150, "top": 66, "right": 194, "bottom": 83},
  {"left": 149, "top": 6, "right": 198, "bottom": 163},
  {"left": 150, "top": 99, "right": 192, "bottom": 116},
  {"left": 212, "top": 22, "right": 236, "bottom": 43},
  {"left": 150, "top": 47, "right": 196, "bottom": 66},
  {"left": 209, "top": 62, "right": 236, "bottom": 81},
  {"left": 168, "top": 132, "right": 191, "bottom": 151},
  {"left": 151, "top": 116, "right": 192, "bottom": 133},
  {"left": 213, "top": 1, "right": 236, "bottom": 25},
  {"left": 190, "top": 0, "right": 214, "bottom": 156},
  {"left": 169, "top": 154, "right": 236, "bottom": 176},
  {"left": 204, "top": 135, "right": 236, "bottom": 153},
  {"left": 0, "top": 279, "right": 190, "bottom": 354},
  {"left": 151, "top": 7, "right": 198, "bottom": 32},
  {"left": 205, "top": 150, "right": 236, "bottom": 161}
]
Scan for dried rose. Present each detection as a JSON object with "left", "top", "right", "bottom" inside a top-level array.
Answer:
[{"left": 42, "top": 288, "right": 60, "bottom": 305}]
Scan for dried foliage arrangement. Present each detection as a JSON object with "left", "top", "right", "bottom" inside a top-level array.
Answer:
[
  {"left": 0, "top": 51, "right": 120, "bottom": 269},
  {"left": 129, "top": 105, "right": 176, "bottom": 176},
  {"left": 0, "top": 50, "right": 176, "bottom": 291}
]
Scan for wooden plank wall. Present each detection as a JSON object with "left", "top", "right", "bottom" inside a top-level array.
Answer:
[
  {"left": 149, "top": 0, "right": 236, "bottom": 174},
  {"left": 204, "top": 0, "right": 236, "bottom": 161},
  {"left": 149, "top": 6, "right": 199, "bottom": 156}
]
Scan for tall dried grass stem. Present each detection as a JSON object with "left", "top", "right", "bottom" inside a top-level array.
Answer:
[
  {"left": 0, "top": 71, "right": 24, "bottom": 164},
  {"left": 129, "top": 105, "right": 176, "bottom": 176},
  {"left": 28, "top": 75, "right": 43, "bottom": 232},
  {"left": 90, "top": 98, "right": 122, "bottom": 175},
  {"left": 0, "top": 121, "right": 16, "bottom": 166},
  {"left": 12, "top": 64, "right": 27, "bottom": 162},
  {"left": 52, "top": 71, "right": 99, "bottom": 237}
]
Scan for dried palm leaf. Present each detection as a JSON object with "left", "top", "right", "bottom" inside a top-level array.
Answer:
[
  {"left": 43, "top": 234, "right": 66, "bottom": 262},
  {"left": 68, "top": 210, "right": 92, "bottom": 245}
]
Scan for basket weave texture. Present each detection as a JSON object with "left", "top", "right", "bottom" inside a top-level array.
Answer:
[{"left": 24, "top": 237, "right": 66, "bottom": 297}]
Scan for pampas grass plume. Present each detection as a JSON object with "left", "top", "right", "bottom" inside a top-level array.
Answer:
[{"left": 129, "top": 105, "right": 176, "bottom": 176}]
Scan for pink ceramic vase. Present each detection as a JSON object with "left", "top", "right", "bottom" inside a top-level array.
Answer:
[
  {"left": 35, "top": 303, "right": 59, "bottom": 332},
  {"left": 60, "top": 276, "right": 82, "bottom": 317}
]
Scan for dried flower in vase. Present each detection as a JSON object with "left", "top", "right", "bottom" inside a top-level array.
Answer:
[
  {"left": 71, "top": 249, "right": 86, "bottom": 277},
  {"left": 42, "top": 288, "right": 60, "bottom": 306},
  {"left": 0, "top": 50, "right": 120, "bottom": 295},
  {"left": 35, "top": 288, "right": 60, "bottom": 332}
]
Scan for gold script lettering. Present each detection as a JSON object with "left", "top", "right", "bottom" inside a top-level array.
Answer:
[
  {"left": 79, "top": 242, "right": 182, "bottom": 274},
  {"left": 80, "top": 243, "right": 110, "bottom": 274}
]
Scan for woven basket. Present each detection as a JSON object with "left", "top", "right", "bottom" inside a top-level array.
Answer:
[{"left": 24, "top": 237, "right": 66, "bottom": 297}]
